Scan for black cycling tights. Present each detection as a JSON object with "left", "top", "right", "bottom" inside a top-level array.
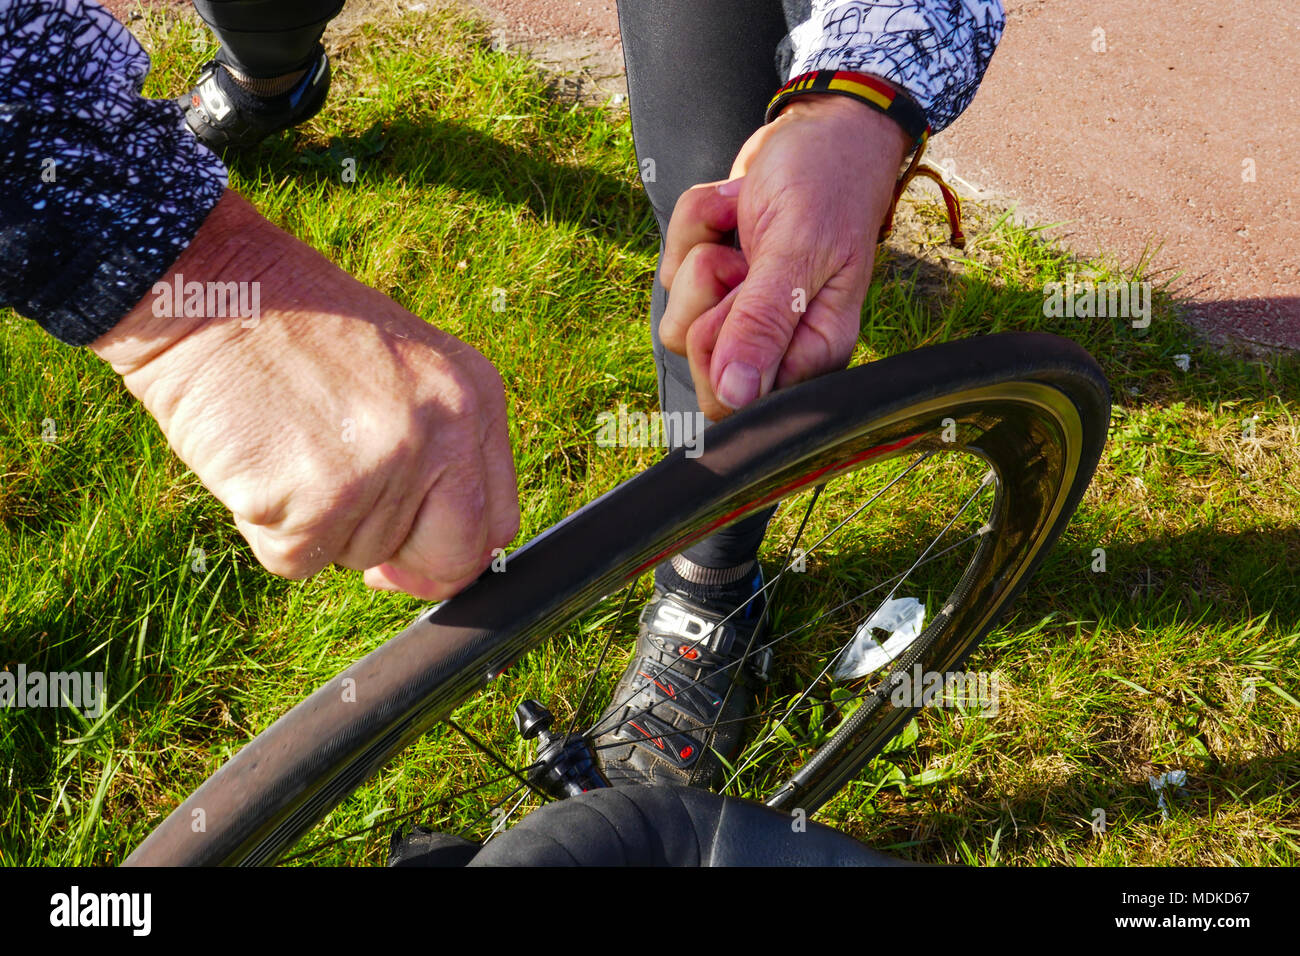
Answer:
[
  {"left": 194, "top": 0, "right": 794, "bottom": 569},
  {"left": 191, "top": 0, "right": 343, "bottom": 76}
]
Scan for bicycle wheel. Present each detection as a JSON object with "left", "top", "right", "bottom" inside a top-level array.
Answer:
[{"left": 125, "top": 331, "right": 1109, "bottom": 866}]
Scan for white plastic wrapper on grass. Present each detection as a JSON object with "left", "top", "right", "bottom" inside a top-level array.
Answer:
[{"left": 833, "top": 597, "right": 926, "bottom": 680}]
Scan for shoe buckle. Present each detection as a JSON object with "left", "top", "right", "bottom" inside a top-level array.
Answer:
[
  {"left": 196, "top": 73, "right": 232, "bottom": 121},
  {"left": 744, "top": 645, "right": 773, "bottom": 683}
]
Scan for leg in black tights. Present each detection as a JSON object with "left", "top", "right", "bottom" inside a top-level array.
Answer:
[
  {"left": 615, "top": 0, "right": 788, "bottom": 578},
  {"left": 191, "top": 0, "right": 342, "bottom": 77}
]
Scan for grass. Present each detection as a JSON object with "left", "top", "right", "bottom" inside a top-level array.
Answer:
[{"left": 1, "top": 1, "right": 1297, "bottom": 867}]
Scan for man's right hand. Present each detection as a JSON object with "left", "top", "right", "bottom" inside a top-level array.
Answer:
[{"left": 92, "top": 189, "right": 519, "bottom": 601}]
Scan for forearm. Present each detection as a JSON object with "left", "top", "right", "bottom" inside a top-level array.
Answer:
[{"left": 91, "top": 188, "right": 297, "bottom": 374}]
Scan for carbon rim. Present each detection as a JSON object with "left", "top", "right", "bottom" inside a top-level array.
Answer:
[{"left": 125, "top": 336, "right": 1106, "bottom": 866}]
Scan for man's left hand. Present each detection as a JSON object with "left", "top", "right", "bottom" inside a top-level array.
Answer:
[{"left": 658, "top": 93, "right": 909, "bottom": 420}]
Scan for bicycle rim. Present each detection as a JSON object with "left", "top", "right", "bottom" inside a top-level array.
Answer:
[{"left": 125, "top": 332, "right": 1110, "bottom": 866}]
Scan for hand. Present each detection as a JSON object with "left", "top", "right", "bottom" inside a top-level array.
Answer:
[
  {"left": 658, "top": 93, "right": 909, "bottom": 420},
  {"left": 93, "top": 190, "right": 519, "bottom": 601}
]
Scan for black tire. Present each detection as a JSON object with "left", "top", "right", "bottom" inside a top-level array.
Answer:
[{"left": 125, "top": 332, "right": 1110, "bottom": 866}]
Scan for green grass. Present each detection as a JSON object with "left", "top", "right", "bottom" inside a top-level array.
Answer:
[{"left": 2, "top": 2, "right": 1297, "bottom": 867}]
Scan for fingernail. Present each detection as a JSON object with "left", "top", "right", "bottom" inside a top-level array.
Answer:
[
  {"left": 717, "top": 362, "right": 761, "bottom": 409},
  {"left": 716, "top": 177, "right": 743, "bottom": 197}
]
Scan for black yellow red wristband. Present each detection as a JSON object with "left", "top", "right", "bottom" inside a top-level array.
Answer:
[{"left": 764, "top": 69, "right": 930, "bottom": 148}]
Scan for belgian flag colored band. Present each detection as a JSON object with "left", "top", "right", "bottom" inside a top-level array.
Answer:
[{"left": 764, "top": 70, "right": 930, "bottom": 147}]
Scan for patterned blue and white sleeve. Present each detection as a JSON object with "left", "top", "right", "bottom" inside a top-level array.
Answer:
[
  {"left": 778, "top": 0, "right": 1006, "bottom": 134},
  {"left": 0, "top": 0, "right": 227, "bottom": 345}
]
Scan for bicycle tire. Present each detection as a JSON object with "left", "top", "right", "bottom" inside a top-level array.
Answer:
[{"left": 125, "top": 331, "right": 1110, "bottom": 866}]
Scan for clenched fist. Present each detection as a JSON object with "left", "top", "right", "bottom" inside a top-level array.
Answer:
[
  {"left": 93, "top": 190, "right": 519, "bottom": 600},
  {"left": 658, "top": 93, "right": 909, "bottom": 420}
]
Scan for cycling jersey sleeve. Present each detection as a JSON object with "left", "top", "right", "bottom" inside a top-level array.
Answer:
[
  {"left": 0, "top": 0, "right": 227, "bottom": 346},
  {"left": 778, "top": 0, "right": 1006, "bottom": 134}
]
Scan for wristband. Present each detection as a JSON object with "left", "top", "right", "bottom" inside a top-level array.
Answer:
[{"left": 764, "top": 70, "right": 930, "bottom": 148}]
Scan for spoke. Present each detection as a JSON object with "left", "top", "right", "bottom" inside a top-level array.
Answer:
[
  {"left": 565, "top": 573, "right": 642, "bottom": 738},
  {"left": 583, "top": 451, "right": 937, "bottom": 741},
  {"left": 588, "top": 665, "right": 951, "bottom": 759},
  {"left": 691, "top": 483, "right": 823, "bottom": 786},
  {"left": 455, "top": 759, "right": 549, "bottom": 834},
  {"left": 278, "top": 764, "right": 527, "bottom": 864},
  {"left": 719, "top": 468, "right": 996, "bottom": 791},
  {"left": 577, "top": 523, "right": 988, "bottom": 759},
  {"left": 482, "top": 787, "right": 531, "bottom": 844},
  {"left": 447, "top": 718, "right": 552, "bottom": 805},
  {"left": 444, "top": 452, "right": 992, "bottom": 843},
  {"left": 750, "top": 527, "right": 986, "bottom": 651},
  {"left": 589, "top": 580, "right": 998, "bottom": 769}
]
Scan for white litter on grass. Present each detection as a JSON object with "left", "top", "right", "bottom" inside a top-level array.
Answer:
[
  {"left": 1148, "top": 769, "right": 1188, "bottom": 822},
  {"left": 832, "top": 597, "right": 926, "bottom": 680}
]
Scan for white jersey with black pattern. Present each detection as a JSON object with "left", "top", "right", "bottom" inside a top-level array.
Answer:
[{"left": 778, "top": 0, "right": 1006, "bottom": 133}]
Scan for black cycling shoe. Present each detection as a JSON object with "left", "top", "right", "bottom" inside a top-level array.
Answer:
[
  {"left": 593, "top": 569, "right": 771, "bottom": 789},
  {"left": 177, "top": 45, "right": 330, "bottom": 154}
]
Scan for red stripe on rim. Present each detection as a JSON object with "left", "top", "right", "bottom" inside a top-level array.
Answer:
[{"left": 628, "top": 431, "right": 925, "bottom": 579}]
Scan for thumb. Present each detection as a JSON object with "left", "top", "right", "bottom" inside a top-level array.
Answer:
[{"left": 709, "top": 257, "right": 806, "bottom": 410}]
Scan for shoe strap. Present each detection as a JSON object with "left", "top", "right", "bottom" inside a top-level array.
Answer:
[
  {"left": 613, "top": 707, "right": 701, "bottom": 771},
  {"left": 188, "top": 64, "right": 236, "bottom": 128},
  {"left": 641, "top": 593, "right": 771, "bottom": 686},
  {"left": 627, "top": 659, "right": 723, "bottom": 728},
  {"left": 642, "top": 592, "right": 760, "bottom": 659}
]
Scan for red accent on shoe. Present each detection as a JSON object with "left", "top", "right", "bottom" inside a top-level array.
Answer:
[
  {"left": 628, "top": 721, "right": 665, "bottom": 750},
  {"left": 640, "top": 670, "right": 677, "bottom": 698}
]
